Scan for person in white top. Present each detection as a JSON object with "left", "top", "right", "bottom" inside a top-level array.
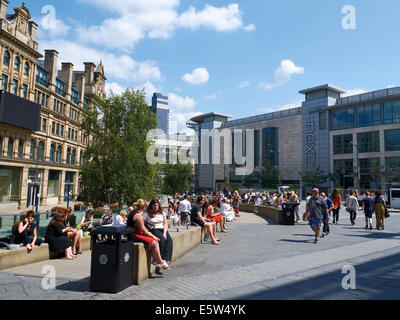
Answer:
[
  {"left": 143, "top": 199, "right": 173, "bottom": 265},
  {"left": 346, "top": 190, "right": 360, "bottom": 225},
  {"left": 256, "top": 197, "right": 262, "bottom": 205},
  {"left": 177, "top": 195, "right": 192, "bottom": 224},
  {"left": 220, "top": 199, "right": 236, "bottom": 222},
  {"left": 113, "top": 210, "right": 127, "bottom": 227}
]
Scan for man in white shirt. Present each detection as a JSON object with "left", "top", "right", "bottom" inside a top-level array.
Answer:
[
  {"left": 178, "top": 195, "right": 192, "bottom": 224},
  {"left": 346, "top": 190, "right": 360, "bottom": 225},
  {"left": 256, "top": 197, "right": 262, "bottom": 205}
]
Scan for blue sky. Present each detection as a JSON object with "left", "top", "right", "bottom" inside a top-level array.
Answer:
[{"left": 19, "top": 0, "right": 400, "bottom": 132}]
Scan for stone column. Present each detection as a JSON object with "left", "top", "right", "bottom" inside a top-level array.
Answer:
[
  {"left": 2, "top": 136, "right": 8, "bottom": 157},
  {"left": 18, "top": 167, "right": 29, "bottom": 210},
  {"left": 41, "top": 168, "right": 49, "bottom": 206},
  {"left": 58, "top": 170, "right": 66, "bottom": 204}
]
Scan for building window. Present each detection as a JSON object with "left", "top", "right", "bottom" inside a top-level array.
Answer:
[
  {"left": 357, "top": 131, "right": 380, "bottom": 153},
  {"left": 71, "top": 149, "right": 76, "bottom": 165},
  {"left": 7, "top": 137, "right": 13, "bottom": 157},
  {"left": 262, "top": 127, "right": 278, "bottom": 167},
  {"left": 30, "top": 140, "right": 35, "bottom": 160},
  {"left": 24, "top": 62, "right": 29, "bottom": 76},
  {"left": 36, "top": 66, "right": 49, "bottom": 87},
  {"left": 66, "top": 148, "right": 71, "bottom": 164},
  {"left": 2, "top": 74, "right": 8, "bottom": 91},
  {"left": 55, "top": 78, "right": 65, "bottom": 96},
  {"left": 71, "top": 89, "right": 79, "bottom": 104},
  {"left": 18, "top": 140, "right": 23, "bottom": 159},
  {"left": 385, "top": 129, "right": 400, "bottom": 151},
  {"left": 334, "top": 159, "right": 354, "bottom": 189},
  {"left": 333, "top": 134, "right": 353, "bottom": 154},
  {"left": 386, "top": 157, "right": 400, "bottom": 184},
  {"left": 3, "top": 51, "right": 10, "bottom": 65},
  {"left": 384, "top": 100, "right": 400, "bottom": 124},
  {"left": 357, "top": 104, "right": 381, "bottom": 127},
  {"left": 37, "top": 141, "right": 44, "bottom": 161},
  {"left": 50, "top": 144, "right": 55, "bottom": 163},
  {"left": 41, "top": 118, "right": 47, "bottom": 132},
  {"left": 51, "top": 122, "right": 55, "bottom": 135},
  {"left": 319, "top": 112, "right": 327, "bottom": 130},
  {"left": 333, "top": 108, "right": 355, "bottom": 130},
  {"left": 56, "top": 146, "right": 61, "bottom": 164},
  {"left": 359, "top": 158, "right": 381, "bottom": 190},
  {"left": 56, "top": 123, "right": 60, "bottom": 136},
  {"left": 47, "top": 170, "right": 59, "bottom": 197},
  {"left": 14, "top": 57, "right": 20, "bottom": 71},
  {"left": 12, "top": 79, "right": 18, "bottom": 95},
  {"left": 60, "top": 125, "right": 64, "bottom": 137},
  {"left": 22, "top": 84, "right": 28, "bottom": 99}
]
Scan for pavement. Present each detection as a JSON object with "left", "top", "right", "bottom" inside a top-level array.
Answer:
[{"left": 1, "top": 203, "right": 400, "bottom": 300}]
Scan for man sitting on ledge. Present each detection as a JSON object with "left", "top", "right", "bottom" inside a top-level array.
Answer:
[{"left": 190, "top": 196, "right": 220, "bottom": 245}]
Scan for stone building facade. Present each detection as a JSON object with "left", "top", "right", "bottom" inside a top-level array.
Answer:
[{"left": 0, "top": 2, "right": 106, "bottom": 211}]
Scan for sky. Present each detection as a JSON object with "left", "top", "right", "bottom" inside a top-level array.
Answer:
[{"left": 18, "top": 0, "right": 400, "bottom": 133}]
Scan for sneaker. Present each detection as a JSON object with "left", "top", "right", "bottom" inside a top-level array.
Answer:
[
  {"left": 321, "top": 233, "right": 326, "bottom": 238},
  {"left": 370, "top": 226, "right": 373, "bottom": 230},
  {"left": 365, "top": 225, "right": 369, "bottom": 229},
  {"left": 314, "top": 238, "right": 319, "bottom": 244}
]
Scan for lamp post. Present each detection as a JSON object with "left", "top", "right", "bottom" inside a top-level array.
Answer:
[{"left": 65, "top": 182, "right": 74, "bottom": 209}]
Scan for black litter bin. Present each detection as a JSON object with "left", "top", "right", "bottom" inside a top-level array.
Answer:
[
  {"left": 281, "top": 202, "right": 295, "bottom": 225},
  {"left": 90, "top": 226, "right": 134, "bottom": 294}
]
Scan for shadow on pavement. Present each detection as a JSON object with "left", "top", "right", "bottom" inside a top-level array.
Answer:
[
  {"left": 278, "top": 239, "right": 313, "bottom": 244},
  {"left": 233, "top": 252, "right": 400, "bottom": 300},
  {"left": 57, "top": 277, "right": 90, "bottom": 292},
  {"left": 342, "top": 232, "right": 400, "bottom": 240}
]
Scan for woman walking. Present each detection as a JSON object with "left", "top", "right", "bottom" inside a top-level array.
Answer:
[
  {"left": 373, "top": 191, "right": 387, "bottom": 230},
  {"left": 330, "top": 189, "right": 342, "bottom": 224},
  {"left": 362, "top": 191, "right": 374, "bottom": 230}
]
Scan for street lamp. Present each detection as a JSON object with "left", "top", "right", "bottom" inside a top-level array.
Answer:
[{"left": 65, "top": 182, "right": 74, "bottom": 209}]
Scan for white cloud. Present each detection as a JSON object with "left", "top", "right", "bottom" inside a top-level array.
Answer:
[
  {"left": 258, "top": 100, "right": 303, "bottom": 114},
  {"left": 203, "top": 93, "right": 217, "bottom": 100},
  {"left": 169, "top": 93, "right": 197, "bottom": 111},
  {"left": 168, "top": 92, "right": 200, "bottom": 133},
  {"left": 76, "top": 1, "right": 254, "bottom": 50},
  {"left": 260, "top": 60, "right": 304, "bottom": 91},
  {"left": 182, "top": 67, "right": 209, "bottom": 85},
  {"left": 237, "top": 81, "right": 250, "bottom": 88},
  {"left": 105, "top": 82, "right": 125, "bottom": 96},
  {"left": 38, "top": 40, "right": 163, "bottom": 83}
]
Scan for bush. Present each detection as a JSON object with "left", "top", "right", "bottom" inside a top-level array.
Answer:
[
  {"left": 51, "top": 207, "right": 67, "bottom": 213},
  {"left": 92, "top": 208, "right": 106, "bottom": 219},
  {"left": 74, "top": 202, "right": 85, "bottom": 211}
]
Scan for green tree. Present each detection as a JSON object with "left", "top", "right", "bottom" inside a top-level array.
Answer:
[
  {"left": 260, "top": 166, "right": 279, "bottom": 189},
  {"left": 162, "top": 163, "right": 194, "bottom": 195},
  {"left": 243, "top": 171, "right": 261, "bottom": 188},
  {"left": 80, "top": 89, "right": 158, "bottom": 206},
  {"left": 299, "top": 164, "right": 329, "bottom": 189}
]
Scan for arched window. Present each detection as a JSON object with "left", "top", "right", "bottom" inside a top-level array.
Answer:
[
  {"left": 7, "top": 137, "right": 14, "bottom": 157},
  {"left": 71, "top": 149, "right": 76, "bottom": 165},
  {"left": 30, "top": 139, "right": 35, "bottom": 160},
  {"left": 37, "top": 141, "right": 44, "bottom": 161},
  {"left": 50, "top": 144, "right": 55, "bottom": 163},
  {"left": 3, "top": 51, "right": 10, "bottom": 65},
  {"left": 18, "top": 140, "right": 23, "bottom": 158},
  {"left": 66, "top": 148, "right": 71, "bottom": 164},
  {"left": 56, "top": 146, "right": 62, "bottom": 163},
  {"left": 24, "top": 62, "right": 29, "bottom": 76},
  {"left": 14, "top": 56, "right": 20, "bottom": 71}
]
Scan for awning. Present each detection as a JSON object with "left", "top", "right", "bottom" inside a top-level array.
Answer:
[{"left": 0, "top": 91, "right": 41, "bottom": 131}]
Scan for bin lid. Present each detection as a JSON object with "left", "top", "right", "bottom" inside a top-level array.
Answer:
[{"left": 92, "top": 225, "right": 133, "bottom": 236}]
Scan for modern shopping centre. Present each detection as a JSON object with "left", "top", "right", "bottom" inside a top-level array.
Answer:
[{"left": 188, "top": 84, "right": 400, "bottom": 195}]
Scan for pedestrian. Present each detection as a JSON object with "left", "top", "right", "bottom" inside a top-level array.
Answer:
[
  {"left": 346, "top": 190, "right": 359, "bottom": 225},
  {"left": 306, "top": 188, "right": 328, "bottom": 244},
  {"left": 320, "top": 193, "right": 332, "bottom": 237},
  {"left": 232, "top": 191, "right": 241, "bottom": 217},
  {"left": 330, "top": 188, "right": 342, "bottom": 224},
  {"left": 362, "top": 191, "right": 374, "bottom": 230},
  {"left": 290, "top": 191, "right": 301, "bottom": 223},
  {"left": 373, "top": 191, "right": 387, "bottom": 230},
  {"left": 177, "top": 195, "right": 191, "bottom": 225}
]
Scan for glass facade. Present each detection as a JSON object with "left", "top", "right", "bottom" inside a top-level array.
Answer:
[
  {"left": 14, "top": 57, "right": 20, "bottom": 71},
  {"left": 357, "top": 104, "right": 381, "bottom": 127},
  {"left": 36, "top": 66, "right": 49, "bottom": 87},
  {"left": 333, "top": 108, "right": 355, "bottom": 130},
  {"left": 0, "top": 166, "right": 21, "bottom": 203},
  {"left": 334, "top": 159, "right": 354, "bottom": 189},
  {"left": 333, "top": 134, "right": 353, "bottom": 154},
  {"left": 385, "top": 157, "right": 400, "bottom": 184},
  {"left": 254, "top": 129, "right": 260, "bottom": 167},
  {"left": 2, "top": 74, "right": 8, "bottom": 91},
  {"left": 385, "top": 129, "right": 400, "bottom": 151},
  {"left": 319, "top": 112, "right": 327, "bottom": 130},
  {"left": 384, "top": 100, "right": 400, "bottom": 124},
  {"left": 357, "top": 131, "right": 380, "bottom": 153},
  {"left": 359, "top": 158, "right": 381, "bottom": 190},
  {"left": 3, "top": 51, "right": 9, "bottom": 65},
  {"left": 47, "top": 170, "right": 59, "bottom": 197},
  {"left": 55, "top": 79, "right": 65, "bottom": 96},
  {"left": 262, "top": 127, "right": 278, "bottom": 167},
  {"left": 71, "top": 88, "right": 79, "bottom": 104}
]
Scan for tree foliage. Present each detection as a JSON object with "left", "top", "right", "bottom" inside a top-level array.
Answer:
[
  {"left": 80, "top": 89, "right": 158, "bottom": 206},
  {"left": 162, "top": 163, "right": 193, "bottom": 195},
  {"left": 299, "top": 164, "right": 329, "bottom": 189}
]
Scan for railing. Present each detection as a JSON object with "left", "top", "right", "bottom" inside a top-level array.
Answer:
[{"left": 337, "top": 87, "right": 400, "bottom": 106}]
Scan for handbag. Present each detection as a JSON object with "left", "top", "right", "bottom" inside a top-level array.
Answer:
[{"left": 345, "top": 207, "right": 352, "bottom": 213}]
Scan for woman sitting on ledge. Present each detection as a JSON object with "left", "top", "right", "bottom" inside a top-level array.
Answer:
[
  {"left": 45, "top": 212, "right": 76, "bottom": 260},
  {"left": 207, "top": 199, "right": 227, "bottom": 233},
  {"left": 14, "top": 211, "right": 43, "bottom": 251},
  {"left": 64, "top": 208, "right": 82, "bottom": 255}
]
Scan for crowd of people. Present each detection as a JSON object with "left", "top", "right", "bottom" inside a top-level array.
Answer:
[{"left": 11, "top": 187, "right": 390, "bottom": 260}]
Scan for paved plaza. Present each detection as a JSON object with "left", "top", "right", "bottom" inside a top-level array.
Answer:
[{"left": 1, "top": 203, "right": 400, "bottom": 300}]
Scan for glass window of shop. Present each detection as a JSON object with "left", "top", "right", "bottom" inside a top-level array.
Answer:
[
  {"left": 385, "top": 129, "right": 400, "bottom": 152},
  {"left": 47, "top": 170, "right": 59, "bottom": 197},
  {"left": 7, "top": 138, "right": 13, "bottom": 157},
  {"left": 262, "top": 128, "right": 278, "bottom": 167},
  {"left": 384, "top": 100, "right": 400, "bottom": 124},
  {"left": 334, "top": 159, "right": 354, "bottom": 189},
  {"left": 359, "top": 158, "right": 381, "bottom": 190},
  {"left": 357, "top": 131, "right": 380, "bottom": 153},
  {"left": 37, "top": 141, "right": 44, "bottom": 161},
  {"left": 385, "top": 157, "right": 400, "bottom": 185},
  {"left": 333, "top": 108, "right": 355, "bottom": 130},
  {"left": 64, "top": 172, "right": 75, "bottom": 201},
  {"left": 18, "top": 140, "right": 23, "bottom": 159},
  {"left": 50, "top": 144, "right": 55, "bottom": 163},
  {"left": 357, "top": 104, "right": 381, "bottom": 127},
  {"left": 0, "top": 166, "right": 22, "bottom": 203},
  {"left": 333, "top": 134, "right": 353, "bottom": 154},
  {"left": 56, "top": 146, "right": 62, "bottom": 164}
]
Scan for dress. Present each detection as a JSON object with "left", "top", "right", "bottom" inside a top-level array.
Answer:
[
  {"left": 207, "top": 206, "right": 222, "bottom": 223},
  {"left": 45, "top": 222, "right": 72, "bottom": 253},
  {"left": 128, "top": 211, "right": 155, "bottom": 245},
  {"left": 13, "top": 222, "right": 43, "bottom": 246}
]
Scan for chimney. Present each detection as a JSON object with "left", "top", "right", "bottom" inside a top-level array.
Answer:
[
  {"left": 0, "top": 0, "right": 9, "bottom": 20},
  {"left": 59, "top": 62, "right": 74, "bottom": 98},
  {"left": 84, "top": 62, "right": 95, "bottom": 84},
  {"left": 29, "top": 21, "right": 38, "bottom": 42},
  {"left": 73, "top": 73, "right": 86, "bottom": 104},
  {"left": 44, "top": 50, "right": 59, "bottom": 90}
]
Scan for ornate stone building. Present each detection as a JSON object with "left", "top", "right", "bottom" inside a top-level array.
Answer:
[{"left": 0, "top": 1, "right": 106, "bottom": 211}]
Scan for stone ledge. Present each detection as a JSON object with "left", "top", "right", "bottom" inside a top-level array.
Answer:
[
  {"left": 0, "top": 227, "right": 202, "bottom": 286},
  {"left": 240, "top": 204, "right": 282, "bottom": 224}
]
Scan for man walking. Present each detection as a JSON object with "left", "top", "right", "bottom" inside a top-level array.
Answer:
[
  {"left": 320, "top": 193, "right": 332, "bottom": 237},
  {"left": 346, "top": 190, "right": 359, "bottom": 225},
  {"left": 178, "top": 195, "right": 191, "bottom": 225},
  {"left": 306, "top": 188, "right": 328, "bottom": 244}
]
